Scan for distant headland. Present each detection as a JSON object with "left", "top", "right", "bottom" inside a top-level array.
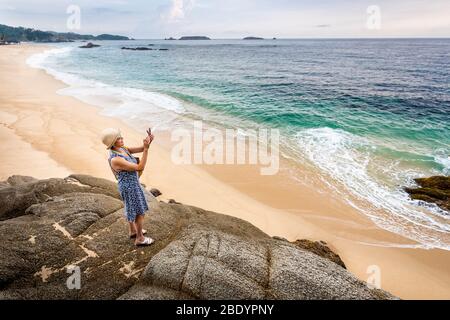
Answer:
[{"left": 0, "top": 24, "right": 130, "bottom": 43}]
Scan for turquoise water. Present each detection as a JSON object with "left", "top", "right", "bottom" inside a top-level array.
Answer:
[{"left": 28, "top": 39, "right": 450, "bottom": 249}]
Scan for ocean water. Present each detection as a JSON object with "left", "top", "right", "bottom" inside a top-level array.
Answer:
[{"left": 27, "top": 39, "right": 450, "bottom": 249}]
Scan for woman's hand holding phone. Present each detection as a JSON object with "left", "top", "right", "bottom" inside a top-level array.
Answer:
[{"left": 146, "top": 127, "right": 154, "bottom": 145}]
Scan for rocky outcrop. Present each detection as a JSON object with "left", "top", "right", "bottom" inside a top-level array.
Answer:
[
  {"left": 79, "top": 42, "right": 100, "bottom": 48},
  {"left": 0, "top": 174, "right": 120, "bottom": 221},
  {"left": 149, "top": 188, "right": 162, "bottom": 197},
  {"left": 121, "top": 47, "right": 169, "bottom": 51},
  {"left": 291, "top": 239, "right": 346, "bottom": 269},
  {"left": 122, "top": 47, "right": 152, "bottom": 51},
  {"left": 405, "top": 176, "right": 450, "bottom": 212},
  {"left": 0, "top": 174, "right": 397, "bottom": 300}
]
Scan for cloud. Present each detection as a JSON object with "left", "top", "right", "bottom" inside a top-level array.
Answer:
[
  {"left": 0, "top": 4, "right": 15, "bottom": 10},
  {"left": 90, "top": 7, "right": 135, "bottom": 15},
  {"left": 160, "top": 0, "right": 196, "bottom": 23}
]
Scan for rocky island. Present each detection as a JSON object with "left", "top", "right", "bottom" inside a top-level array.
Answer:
[
  {"left": 179, "top": 36, "right": 211, "bottom": 40},
  {"left": 0, "top": 174, "right": 396, "bottom": 300},
  {"left": 121, "top": 47, "right": 169, "bottom": 51}
]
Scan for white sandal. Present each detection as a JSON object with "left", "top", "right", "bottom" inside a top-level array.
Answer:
[{"left": 135, "top": 236, "right": 154, "bottom": 247}]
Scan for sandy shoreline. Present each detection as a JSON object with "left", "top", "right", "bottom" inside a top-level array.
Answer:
[{"left": 1, "top": 43, "right": 449, "bottom": 299}]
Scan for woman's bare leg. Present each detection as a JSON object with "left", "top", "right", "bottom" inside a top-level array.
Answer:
[
  {"left": 134, "top": 214, "right": 145, "bottom": 244},
  {"left": 129, "top": 221, "right": 137, "bottom": 236}
]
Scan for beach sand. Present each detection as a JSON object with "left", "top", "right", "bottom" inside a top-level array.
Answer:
[{"left": 1, "top": 43, "right": 449, "bottom": 299}]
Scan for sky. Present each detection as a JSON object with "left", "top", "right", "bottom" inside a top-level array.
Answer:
[{"left": 0, "top": 0, "right": 449, "bottom": 38}]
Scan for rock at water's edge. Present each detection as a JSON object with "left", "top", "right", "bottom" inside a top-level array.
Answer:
[{"left": 404, "top": 176, "right": 450, "bottom": 212}]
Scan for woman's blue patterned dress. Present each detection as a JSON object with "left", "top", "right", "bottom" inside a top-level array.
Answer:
[{"left": 108, "top": 147, "right": 149, "bottom": 222}]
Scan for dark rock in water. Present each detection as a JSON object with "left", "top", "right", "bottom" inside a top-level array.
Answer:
[
  {"left": 165, "top": 37, "right": 176, "bottom": 40},
  {"left": 0, "top": 174, "right": 397, "bottom": 300},
  {"left": 121, "top": 47, "right": 153, "bottom": 51},
  {"left": 148, "top": 44, "right": 154, "bottom": 46},
  {"left": 243, "top": 36, "right": 264, "bottom": 40},
  {"left": 79, "top": 42, "right": 100, "bottom": 48},
  {"left": 121, "top": 46, "right": 167, "bottom": 51},
  {"left": 292, "top": 240, "right": 346, "bottom": 269},
  {"left": 404, "top": 176, "right": 450, "bottom": 212},
  {"left": 149, "top": 188, "right": 162, "bottom": 197},
  {"left": 179, "top": 36, "right": 211, "bottom": 40}
]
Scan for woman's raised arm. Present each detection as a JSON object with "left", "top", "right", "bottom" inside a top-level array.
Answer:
[
  {"left": 126, "top": 145, "right": 144, "bottom": 154},
  {"left": 111, "top": 136, "right": 152, "bottom": 172}
]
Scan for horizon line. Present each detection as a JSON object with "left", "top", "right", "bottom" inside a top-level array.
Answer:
[
  {"left": 3, "top": 23, "right": 449, "bottom": 40},
  {"left": 133, "top": 36, "right": 450, "bottom": 40}
]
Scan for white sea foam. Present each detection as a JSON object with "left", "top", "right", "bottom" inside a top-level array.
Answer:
[
  {"left": 295, "top": 127, "right": 450, "bottom": 250},
  {"left": 26, "top": 46, "right": 185, "bottom": 131},
  {"left": 434, "top": 149, "right": 450, "bottom": 175},
  {"left": 26, "top": 46, "right": 74, "bottom": 69}
]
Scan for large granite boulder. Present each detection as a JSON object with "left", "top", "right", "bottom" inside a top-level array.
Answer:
[
  {"left": 0, "top": 174, "right": 396, "bottom": 300},
  {"left": 0, "top": 174, "right": 120, "bottom": 221}
]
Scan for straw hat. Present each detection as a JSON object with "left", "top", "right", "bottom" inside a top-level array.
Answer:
[{"left": 101, "top": 128, "right": 122, "bottom": 149}]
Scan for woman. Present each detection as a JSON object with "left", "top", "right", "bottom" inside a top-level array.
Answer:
[{"left": 101, "top": 127, "right": 154, "bottom": 246}]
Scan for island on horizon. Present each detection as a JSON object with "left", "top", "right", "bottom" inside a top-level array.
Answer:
[
  {"left": 243, "top": 36, "right": 265, "bottom": 40},
  {"left": 179, "top": 36, "right": 211, "bottom": 40}
]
